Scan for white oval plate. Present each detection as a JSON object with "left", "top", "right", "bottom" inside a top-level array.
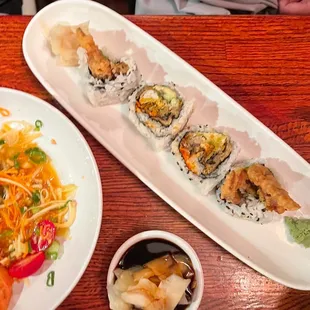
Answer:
[
  {"left": 0, "top": 88, "right": 102, "bottom": 310},
  {"left": 22, "top": 0, "right": 310, "bottom": 290}
]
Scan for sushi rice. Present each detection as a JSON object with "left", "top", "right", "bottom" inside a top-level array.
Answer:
[
  {"left": 128, "top": 83, "right": 194, "bottom": 151},
  {"left": 78, "top": 48, "right": 141, "bottom": 106},
  {"left": 215, "top": 186, "right": 274, "bottom": 224},
  {"left": 171, "top": 125, "right": 240, "bottom": 195}
]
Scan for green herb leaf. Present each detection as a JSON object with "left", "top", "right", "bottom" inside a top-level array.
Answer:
[
  {"left": 32, "top": 191, "right": 40, "bottom": 205},
  {"left": 0, "top": 139, "right": 5, "bottom": 145},
  {"left": 25, "top": 147, "right": 47, "bottom": 164},
  {"left": 46, "top": 271, "right": 55, "bottom": 287}
]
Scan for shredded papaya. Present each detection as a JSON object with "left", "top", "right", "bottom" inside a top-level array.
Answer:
[{"left": 0, "top": 121, "right": 77, "bottom": 268}]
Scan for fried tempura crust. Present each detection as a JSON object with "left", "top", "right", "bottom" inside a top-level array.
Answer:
[
  {"left": 76, "top": 28, "right": 129, "bottom": 80},
  {"left": 247, "top": 164, "right": 300, "bottom": 214},
  {"left": 220, "top": 168, "right": 250, "bottom": 205},
  {"left": 220, "top": 164, "right": 300, "bottom": 214},
  {"left": 76, "top": 28, "right": 113, "bottom": 79}
]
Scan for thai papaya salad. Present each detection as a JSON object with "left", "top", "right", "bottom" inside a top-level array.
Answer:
[{"left": 0, "top": 120, "right": 77, "bottom": 310}]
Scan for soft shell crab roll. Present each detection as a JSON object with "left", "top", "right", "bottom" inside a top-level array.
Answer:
[
  {"left": 128, "top": 83, "right": 193, "bottom": 150},
  {"left": 76, "top": 28, "right": 141, "bottom": 106},
  {"left": 216, "top": 161, "right": 301, "bottom": 223},
  {"left": 171, "top": 125, "right": 240, "bottom": 195}
]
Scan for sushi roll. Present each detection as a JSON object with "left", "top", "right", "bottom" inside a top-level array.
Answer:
[
  {"left": 216, "top": 160, "right": 301, "bottom": 223},
  {"left": 128, "top": 83, "right": 193, "bottom": 151},
  {"left": 76, "top": 28, "right": 141, "bottom": 106},
  {"left": 171, "top": 125, "right": 240, "bottom": 195}
]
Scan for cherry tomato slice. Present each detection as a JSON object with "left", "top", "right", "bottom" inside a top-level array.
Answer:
[
  {"left": 31, "top": 220, "right": 56, "bottom": 252},
  {"left": 8, "top": 252, "right": 45, "bottom": 279}
]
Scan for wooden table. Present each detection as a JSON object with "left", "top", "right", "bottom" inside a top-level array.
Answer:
[{"left": 0, "top": 15, "right": 310, "bottom": 310}]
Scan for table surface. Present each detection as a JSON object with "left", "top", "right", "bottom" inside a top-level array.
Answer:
[{"left": 0, "top": 15, "right": 310, "bottom": 310}]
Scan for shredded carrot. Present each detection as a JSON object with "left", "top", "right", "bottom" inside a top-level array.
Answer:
[{"left": 0, "top": 177, "right": 32, "bottom": 196}]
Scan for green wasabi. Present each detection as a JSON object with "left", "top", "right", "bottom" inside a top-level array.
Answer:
[{"left": 285, "top": 217, "right": 310, "bottom": 248}]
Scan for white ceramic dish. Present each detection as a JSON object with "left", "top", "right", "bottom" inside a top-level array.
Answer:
[
  {"left": 107, "top": 230, "right": 204, "bottom": 309},
  {"left": 0, "top": 88, "right": 102, "bottom": 310},
  {"left": 22, "top": 0, "right": 310, "bottom": 290}
]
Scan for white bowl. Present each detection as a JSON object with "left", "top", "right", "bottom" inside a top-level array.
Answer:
[{"left": 107, "top": 230, "right": 204, "bottom": 309}]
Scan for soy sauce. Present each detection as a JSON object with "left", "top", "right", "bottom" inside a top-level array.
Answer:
[{"left": 118, "top": 238, "right": 196, "bottom": 310}]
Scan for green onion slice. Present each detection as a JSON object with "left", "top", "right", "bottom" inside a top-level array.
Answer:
[
  {"left": 20, "top": 206, "right": 27, "bottom": 214},
  {"left": 45, "top": 240, "right": 60, "bottom": 260},
  {"left": 34, "top": 120, "right": 43, "bottom": 131},
  {"left": 28, "top": 240, "right": 32, "bottom": 253},
  {"left": 12, "top": 153, "right": 20, "bottom": 169},
  {"left": 25, "top": 147, "right": 47, "bottom": 164}
]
